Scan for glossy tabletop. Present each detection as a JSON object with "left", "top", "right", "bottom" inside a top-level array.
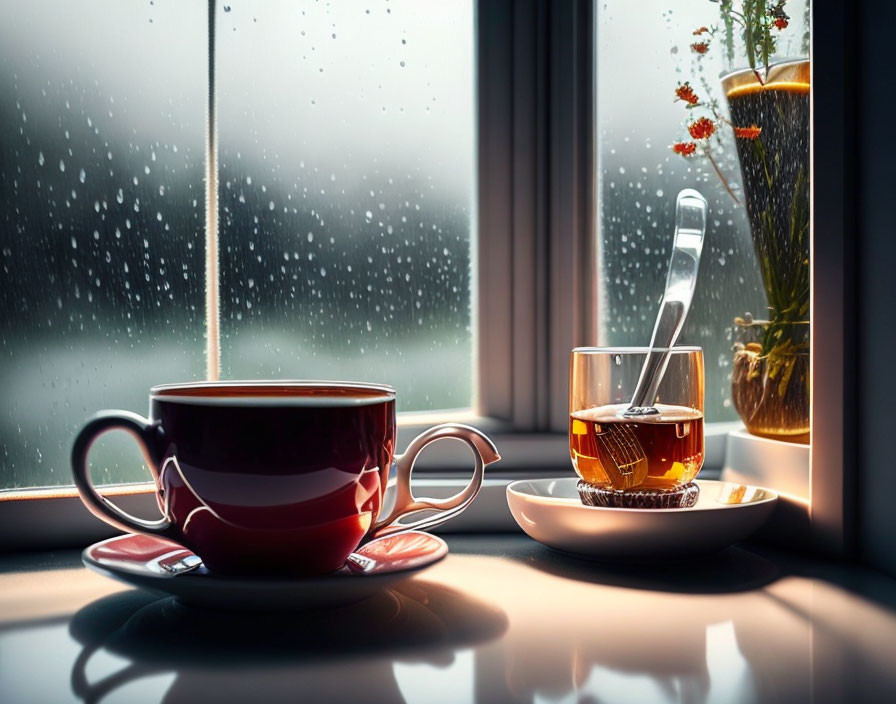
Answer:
[{"left": 1, "top": 535, "right": 895, "bottom": 703}]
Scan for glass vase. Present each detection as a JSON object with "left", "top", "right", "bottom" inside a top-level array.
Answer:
[
  {"left": 731, "top": 319, "right": 809, "bottom": 444},
  {"left": 723, "top": 60, "right": 810, "bottom": 444}
]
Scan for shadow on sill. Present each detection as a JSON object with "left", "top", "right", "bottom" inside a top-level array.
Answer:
[
  {"left": 445, "top": 533, "right": 896, "bottom": 614},
  {"left": 445, "top": 534, "right": 780, "bottom": 594}
]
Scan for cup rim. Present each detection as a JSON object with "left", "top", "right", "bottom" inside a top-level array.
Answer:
[
  {"left": 571, "top": 346, "right": 702, "bottom": 355},
  {"left": 150, "top": 380, "right": 396, "bottom": 404}
]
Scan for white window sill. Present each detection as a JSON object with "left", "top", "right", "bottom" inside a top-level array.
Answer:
[{"left": 0, "top": 423, "right": 730, "bottom": 550}]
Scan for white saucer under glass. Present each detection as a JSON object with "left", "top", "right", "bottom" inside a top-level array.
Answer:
[{"left": 506, "top": 478, "right": 777, "bottom": 561}]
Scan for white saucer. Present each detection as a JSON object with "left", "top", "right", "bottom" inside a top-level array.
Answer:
[
  {"left": 506, "top": 478, "right": 777, "bottom": 560},
  {"left": 83, "top": 531, "right": 448, "bottom": 610}
]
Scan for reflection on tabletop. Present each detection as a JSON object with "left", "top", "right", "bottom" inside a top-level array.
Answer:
[
  {"left": 67, "top": 580, "right": 506, "bottom": 704},
  {"left": 2, "top": 538, "right": 896, "bottom": 703}
]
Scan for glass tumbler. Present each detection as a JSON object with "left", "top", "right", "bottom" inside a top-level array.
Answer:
[{"left": 569, "top": 347, "right": 705, "bottom": 508}]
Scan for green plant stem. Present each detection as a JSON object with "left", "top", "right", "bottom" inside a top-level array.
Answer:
[{"left": 704, "top": 148, "right": 741, "bottom": 206}]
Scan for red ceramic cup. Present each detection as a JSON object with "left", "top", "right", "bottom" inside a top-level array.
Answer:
[{"left": 72, "top": 381, "right": 500, "bottom": 575}]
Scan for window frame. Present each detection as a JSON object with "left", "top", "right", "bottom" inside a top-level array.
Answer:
[
  {"left": 0, "top": 0, "right": 855, "bottom": 556},
  {"left": 806, "top": 0, "right": 856, "bottom": 556},
  {"left": 472, "top": 0, "right": 859, "bottom": 557},
  {"left": 2, "top": 0, "right": 589, "bottom": 550}
]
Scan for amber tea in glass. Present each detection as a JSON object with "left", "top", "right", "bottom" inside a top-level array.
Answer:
[{"left": 569, "top": 347, "right": 705, "bottom": 507}]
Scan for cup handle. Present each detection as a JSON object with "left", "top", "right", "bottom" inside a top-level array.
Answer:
[
  {"left": 71, "top": 410, "right": 175, "bottom": 537},
  {"left": 369, "top": 423, "right": 500, "bottom": 540}
]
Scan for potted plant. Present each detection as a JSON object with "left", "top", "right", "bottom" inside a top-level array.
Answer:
[{"left": 672, "top": 1, "right": 809, "bottom": 443}]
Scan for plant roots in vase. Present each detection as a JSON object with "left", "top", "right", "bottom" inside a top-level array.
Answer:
[{"left": 732, "top": 339, "right": 809, "bottom": 443}]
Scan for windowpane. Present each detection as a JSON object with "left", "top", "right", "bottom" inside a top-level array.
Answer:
[
  {"left": 0, "top": 0, "right": 206, "bottom": 488},
  {"left": 0, "top": 1, "right": 475, "bottom": 490},
  {"left": 595, "top": 1, "right": 810, "bottom": 423},
  {"left": 216, "top": 2, "right": 475, "bottom": 412}
]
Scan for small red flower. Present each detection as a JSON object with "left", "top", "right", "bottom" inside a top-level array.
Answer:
[
  {"left": 687, "top": 116, "right": 715, "bottom": 140},
  {"left": 773, "top": 17, "right": 788, "bottom": 29},
  {"left": 690, "top": 41, "right": 709, "bottom": 54},
  {"left": 692, "top": 26, "right": 710, "bottom": 36},
  {"left": 734, "top": 124, "right": 763, "bottom": 140},
  {"left": 672, "top": 141, "right": 698, "bottom": 156},
  {"left": 675, "top": 82, "right": 699, "bottom": 106}
]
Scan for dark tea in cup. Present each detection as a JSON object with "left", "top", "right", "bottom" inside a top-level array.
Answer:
[{"left": 72, "top": 381, "right": 499, "bottom": 575}]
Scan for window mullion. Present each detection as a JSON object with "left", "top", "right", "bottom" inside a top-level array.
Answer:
[
  {"left": 477, "top": 0, "right": 595, "bottom": 434},
  {"left": 546, "top": 0, "right": 597, "bottom": 433}
]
